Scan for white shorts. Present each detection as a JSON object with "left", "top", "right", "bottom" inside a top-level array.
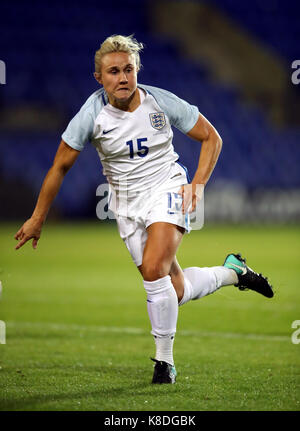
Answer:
[{"left": 114, "top": 163, "right": 191, "bottom": 267}]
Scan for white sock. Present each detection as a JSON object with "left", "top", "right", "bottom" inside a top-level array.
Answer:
[
  {"left": 179, "top": 266, "right": 238, "bottom": 306},
  {"left": 143, "top": 275, "right": 178, "bottom": 365},
  {"left": 154, "top": 335, "right": 175, "bottom": 366},
  {"left": 211, "top": 266, "right": 238, "bottom": 287}
]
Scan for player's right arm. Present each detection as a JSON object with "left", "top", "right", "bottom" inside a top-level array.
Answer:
[{"left": 14, "top": 140, "right": 80, "bottom": 250}]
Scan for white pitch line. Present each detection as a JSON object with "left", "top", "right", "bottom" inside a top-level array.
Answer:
[{"left": 6, "top": 321, "right": 290, "bottom": 342}]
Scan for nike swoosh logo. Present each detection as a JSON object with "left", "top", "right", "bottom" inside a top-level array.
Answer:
[
  {"left": 229, "top": 262, "right": 247, "bottom": 275},
  {"left": 170, "top": 173, "right": 182, "bottom": 179},
  {"left": 103, "top": 128, "right": 115, "bottom": 135}
]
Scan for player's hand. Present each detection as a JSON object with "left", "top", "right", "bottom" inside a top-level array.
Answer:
[
  {"left": 14, "top": 218, "right": 43, "bottom": 250},
  {"left": 178, "top": 183, "right": 204, "bottom": 214}
]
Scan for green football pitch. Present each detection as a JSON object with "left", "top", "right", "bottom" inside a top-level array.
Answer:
[{"left": 0, "top": 221, "right": 299, "bottom": 411}]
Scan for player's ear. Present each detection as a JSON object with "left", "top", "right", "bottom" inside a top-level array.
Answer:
[
  {"left": 136, "top": 60, "right": 140, "bottom": 74},
  {"left": 94, "top": 72, "right": 102, "bottom": 85}
]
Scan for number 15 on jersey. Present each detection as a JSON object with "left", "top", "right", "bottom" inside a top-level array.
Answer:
[{"left": 126, "top": 138, "right": 149, "bottom": 159}]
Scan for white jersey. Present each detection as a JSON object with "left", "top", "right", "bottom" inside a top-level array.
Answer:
[{"left": 62, "top": 83, "right": 199, "bottom": 196}]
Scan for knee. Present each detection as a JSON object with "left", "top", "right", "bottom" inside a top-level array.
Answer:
[{"left": 141, "top": 259, "right": 170, "bottom": 282}]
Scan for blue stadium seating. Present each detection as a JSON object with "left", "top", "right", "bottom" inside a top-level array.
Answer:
[
  {"left": 0, "top": 0, "right": 299, "bottom": 217},
  {"left": 211, "top": 0, "right": 300, "bottom": 62}
]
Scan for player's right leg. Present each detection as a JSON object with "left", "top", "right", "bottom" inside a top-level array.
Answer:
[{"left": 139, "top": 222, "right": 184, "bottom": 384}]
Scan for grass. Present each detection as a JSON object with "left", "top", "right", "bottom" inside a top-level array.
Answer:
[{"left": 0, "top": 221, "right": 299, "bottom": 411}]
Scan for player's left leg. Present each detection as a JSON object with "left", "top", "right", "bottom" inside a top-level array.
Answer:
[
  {"left": 169, "top": 257, "right": 238, "bottom": 306},
  {"left": 223, "top": 253, "right": 273, "bottom": 298},
  {"left": 171, "top": 256, "right": 273, "bottom": 306}
]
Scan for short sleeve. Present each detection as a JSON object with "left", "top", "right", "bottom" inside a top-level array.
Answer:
[
  {"left": 61, "top": 89, "right": 104, "bottom": 151},
  {"left": 140, "top": 84, "right": 199, "bottom": 134},
  {"left": 61, "top": 106, "right": 94, "bottom": 151}
]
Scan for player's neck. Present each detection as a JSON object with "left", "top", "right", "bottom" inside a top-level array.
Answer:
[{"left": 109, "top": 88, "right": 140, "bottom": 112}]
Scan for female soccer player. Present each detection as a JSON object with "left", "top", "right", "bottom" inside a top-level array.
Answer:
[{"left": 15, "top": 35, "right": 273, "bottom": 384}]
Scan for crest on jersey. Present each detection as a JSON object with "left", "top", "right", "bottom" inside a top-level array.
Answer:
[{"left": 149, "top": 112, "right": 166, "bottom": 130}]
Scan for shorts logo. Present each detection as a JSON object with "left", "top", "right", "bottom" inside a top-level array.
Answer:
[{"left": 149, "top": 112, "right": 166, "bottom": 130}]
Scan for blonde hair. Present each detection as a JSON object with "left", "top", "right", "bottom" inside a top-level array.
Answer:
[{"left": 94, "top": 34, "right": 144, "bottom": 74}]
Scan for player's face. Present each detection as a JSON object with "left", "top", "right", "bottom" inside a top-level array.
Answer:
[{"left": 97, "top": 52, "right": 138, "bottom": 107}]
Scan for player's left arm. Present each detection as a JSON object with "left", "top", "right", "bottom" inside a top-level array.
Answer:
[{"left": 181, "top": 113, "right": 222, "bottom": 212}]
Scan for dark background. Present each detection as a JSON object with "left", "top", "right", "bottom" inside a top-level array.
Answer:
[{"left": 0, "top": 0, "right": 299, "bottom": 222}]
